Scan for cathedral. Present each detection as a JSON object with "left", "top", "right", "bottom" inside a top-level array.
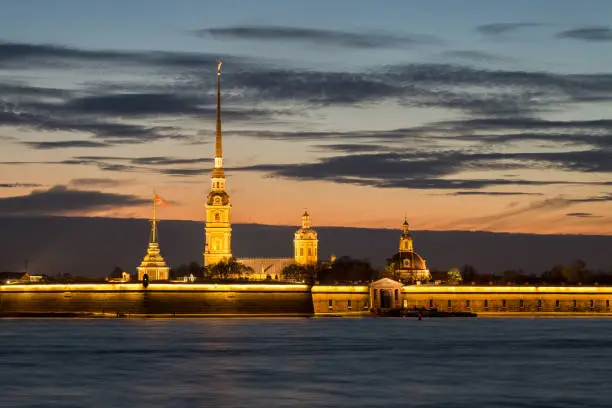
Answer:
[
  {"left": 203, "top": 61, "right": 319, "bottom": 279},
  {"left": 135, "top": 61, "right": 431, "bottom": 284},
  {"left": 387, "top": 218, "right": 431, "bottom": 283}
]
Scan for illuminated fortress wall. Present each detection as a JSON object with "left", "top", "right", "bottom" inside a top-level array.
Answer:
[
  {"left": 312, "top": 285, "right": 612, "bottom": 315},
  {"left": 0, "top": 283, "right": 313, "bottom": 316},
  {"left": 4, "top": 283, "right": 612, "bottom": 316},
  {"left": 402, "top": 286, "right": 612, "bottom": 314},
  {"left": 312, "top": 286, "right": 370, "bottom": 315}
]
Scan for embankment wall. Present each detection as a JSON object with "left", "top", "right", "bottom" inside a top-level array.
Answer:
[
  {"left": 312, "top": 285, "right": 612, "bottom": 315},
  {"left": 0, "top": 283, "right": 313, "bottom": 316}
]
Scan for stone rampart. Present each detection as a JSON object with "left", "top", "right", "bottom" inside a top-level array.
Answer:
[{"left": 0, "top": 283, "right": 313, "bottom": 316}]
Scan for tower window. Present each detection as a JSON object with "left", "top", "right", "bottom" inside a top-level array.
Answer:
[
  {"left": 308, "top": 248, "right": 312, "bottom": 256},
  {"left": 214, "top": 197, "right": 221, "bottom": 205},
  {"left": 215, "top": 213, "right": 220, "bottom": 222},
  {"left": 300, "top": 248, "right": 304, "bottom": 256}
]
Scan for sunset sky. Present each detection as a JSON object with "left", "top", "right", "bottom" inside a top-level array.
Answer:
[{"left": 1, "top": 0, "right": 612, "bottom": 235}]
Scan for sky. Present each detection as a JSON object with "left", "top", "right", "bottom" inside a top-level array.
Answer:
[{"left": 1, "top": 0, "right": 612, "bottom": 235}]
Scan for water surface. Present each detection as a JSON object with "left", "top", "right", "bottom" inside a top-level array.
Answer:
[{"left": 1, "top": 318, "right": 611, "bottom": 407}]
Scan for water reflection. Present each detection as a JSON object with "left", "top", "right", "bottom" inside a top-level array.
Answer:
[{"left": 1, "top": 318, "right": 611, "bottom": 407}]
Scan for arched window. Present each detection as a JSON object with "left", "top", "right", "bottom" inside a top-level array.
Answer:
[
  {"left": 300, "top": 248, "right": 304, "bottom": 256},
  {"left": 308, "top": 248, "right": 312, "bottom": 256},
  {"left": 215, "top": 213, "right": 220, "bottom": 222}
]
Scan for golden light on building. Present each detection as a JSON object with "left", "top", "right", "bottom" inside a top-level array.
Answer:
[
  {"left": 136, "top": 193, "right": 170, "bottom": 281},
  {"left": 204, "top": 59, "right": 232, "bottom": 266},
  {"left": 390, "top": 217, "right": 431, "bottom": 283},
  {"left": 294, "top": 211, "right": 318, "bottom": 265}
]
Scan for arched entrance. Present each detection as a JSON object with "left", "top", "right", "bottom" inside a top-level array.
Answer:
[{"left": 380, "top": 290, "right": 393, "bottom": 308}]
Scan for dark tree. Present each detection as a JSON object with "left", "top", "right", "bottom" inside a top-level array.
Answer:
[
  {"left": 109, "top": 266, "right": 123, "bottom": 279},
  {"left": 281, "top": 264, "right": 317, "bottom": 284},
  {"left": 318, "top": 256, "right": 379, "bottom": 284},
  {"left": 209, "top": 257, "right": 253, "bottom": 280},
  {"left": 188, "top": 262, "right": 204, "bottom": 278}
]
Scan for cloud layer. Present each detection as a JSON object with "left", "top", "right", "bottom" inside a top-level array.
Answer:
[{"left": 0, "top": 185, "right": 148, "bottom": 215}]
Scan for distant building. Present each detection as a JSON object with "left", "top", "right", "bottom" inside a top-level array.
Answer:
[
  {"left": 237, "top": 212, "right": 320, "bottom": 280},
  {"left": 0, "top": 272, "right": 45, "bottom": 284},
  {"left": 106, "top": 271, "right": 131, "bottom": 283},
  {"left": 387, "top": 218, "right": 431, "bottom": 283},
  {"left": 294, "top": 211, "right": 318, "bottom": 266},
  {"left": 136, "top": 195, "right": 170, "bottom": 281}
]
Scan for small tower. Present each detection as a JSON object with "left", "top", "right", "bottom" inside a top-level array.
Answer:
[
  {"left": 294, "top": 211, "right": 318, "bottom": 266},
  {"left": 399, "top": 217, "right": 414, "bottom": 253},
  {"left": 204, "top": 59, "right": 232, "bottom": 266},
  {"left": 137, "top": 193, "right": 170, "bottom": 281}
]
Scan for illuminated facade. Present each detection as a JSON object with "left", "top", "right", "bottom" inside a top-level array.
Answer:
[
  {"left": 204, "top": 60, "right": 232, "bottom": 266},
  {"left": 388, "top": 218, "right": 431, "bottom": 283},
  {"left": 137, "top": 197, "right": 170, "bottom": 281},
  {"left": 294, "top": 211, "right": 318, "bottom": 265}
]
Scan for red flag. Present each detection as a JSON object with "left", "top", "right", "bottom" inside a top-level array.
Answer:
[{"left": 154, "top": 193, "right": 168, "bottom": 207}]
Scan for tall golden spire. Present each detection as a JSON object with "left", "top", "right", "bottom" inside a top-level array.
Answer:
[
  {"left": 150, "top": 193, "right": 158, "bottom": 244},
  {"left": 212, "top": 59, "right": 224, "bottom": 179}
]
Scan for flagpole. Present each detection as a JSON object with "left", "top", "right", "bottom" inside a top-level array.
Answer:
[{"left": 152, "top": 191, "right": 157, "bottom": 244}]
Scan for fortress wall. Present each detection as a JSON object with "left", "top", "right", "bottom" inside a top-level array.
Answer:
[
  {"left": 5, "top": 283, "right": 612, "bottom": 316},
  {"left": 0, "top": 283, "right": 313, "bottom": 315},
  {"left": 402, "top": 287, "right": 612, "bottom": 313},
  {"left": 311, "top": 286, "right": 370, "bottom": 314}
]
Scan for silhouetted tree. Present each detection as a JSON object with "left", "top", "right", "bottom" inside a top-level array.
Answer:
[
  {"left": 281, "top": 264, "right": 316, "bottom": 284},
  {"left": 562, "top": 259, "right": 591, "bottom": 284},
  {"left": 461, "top": 264, "right": 478, "bottom": 283},
  {"left": 502, "top": 269, "right": 526, "bottom": 284},
  {"left": 188, "top": 261, "right": 204, "bottom": 278},
  {"left": 447, "top": 268, "right": 463, "bottom": 284},
  {"left": 318, "top": 256, "right": 379, "bottom": 284},
  {"left": 209, "top": 257, "right": 253, "bottom": 280},
  {"left": 542, "top": 264, "right": 565, "bottom": 284},
  {"left": 109, "top": 266, "right": 123, "bottom": 279}
]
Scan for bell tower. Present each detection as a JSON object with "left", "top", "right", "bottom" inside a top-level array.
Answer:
[
  {"left": 204, "top": 60, "right": 232, "bottom": 266},
  {"left": 399, "top": 217, "right": 414, "bottom": 253},
  {"left": 294, "top": 211, "right": 318, "bottom": 266}
]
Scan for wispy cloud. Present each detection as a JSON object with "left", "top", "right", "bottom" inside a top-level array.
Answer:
[
  {"left": 440, "top": 50, "right": 510, "bottom": 62},
  {"left": 195, "top": 26, "right": 439, "bottom": 49},
  {"left": 476, "top": 23, "right": 541, "bottom": 36},
  {"left": 68, "top": 178, "right": 135, "bottom": 188},
  {"left": 566, "top": 212, "right": 603, "bottom": 218},
  {"left": 0, "top": 185, "right": 148, "bottom": 215},
  {"left": 23, "top": 140, "right": 111, "bottom": 149},
  {"left": 448, "top": 191, "right": 543, "bottom": 196},
  {"left": 0, "top": 183, "right": 43, "bottom": 188},
  {"left": 557, "top": 26, "right": 612, "bottom": 42}
]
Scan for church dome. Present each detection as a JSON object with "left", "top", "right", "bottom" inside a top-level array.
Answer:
[
  {"left": 207, "top": 191, "right": 230, "bottom": 206},
  {"left": 390, "top": 251, "right": 427, "bottom": 271},
  {"left": 294, "top": 227, "right": 317, "bottom": 240}
]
